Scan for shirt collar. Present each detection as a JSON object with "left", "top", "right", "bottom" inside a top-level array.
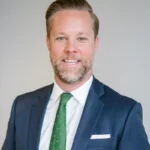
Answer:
[
  {"left": 71, "top": 76, "right": 93, "bottom": 106},
  {"left": 50, "top": 81, "right": 64, "bottom": 103},
  {"left": 51, "top": 75, "right": 93, "bottom": 106}
]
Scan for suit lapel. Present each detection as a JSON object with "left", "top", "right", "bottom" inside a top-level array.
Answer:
[
  {"left": 27, "top": 84, "right": 53, "bottom": 150},
  {"left": 71, "top": 78, "right": 105, "bottom": 150}
]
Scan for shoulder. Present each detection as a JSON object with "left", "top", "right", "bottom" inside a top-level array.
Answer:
[
  {"left": 13, "top": 84, "right": 53, "bottom": 112},
  {"left": 93, "top": 77, "right": 139, "bottom": 113},
  {"left": 94, "top": 79, "right": 143, "bottom": 127},
  {"left": 103, "top": 83, "right": 137, "bottom": 105}
]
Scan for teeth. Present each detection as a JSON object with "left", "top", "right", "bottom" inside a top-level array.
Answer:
[{"left": 65, "top": 60, "right": 78, "bottom": 63}]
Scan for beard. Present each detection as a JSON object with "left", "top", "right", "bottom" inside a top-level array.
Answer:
[{"left": 51, "top": 54, "right": 92, "bottom": 84}]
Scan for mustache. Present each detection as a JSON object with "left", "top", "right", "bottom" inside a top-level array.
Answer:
[
  {"left": 51, "top": 54, "right": 82, "bottom": 65},
  {"left": 61, "top": 54, "right": 81, "bottom": 60}
]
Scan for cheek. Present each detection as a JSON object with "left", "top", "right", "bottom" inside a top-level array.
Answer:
[
  {"left": 50, "top": 44, "right": 65, "bottom": 57},
  {"left": 80, "top": 45, "right": 95, "bottom": 60},
  {"left": 82, "top": 51, "right": 94, "bottom": 61},
  {"left": 50, "top": 51, "right": 59, "bottom": 61}
]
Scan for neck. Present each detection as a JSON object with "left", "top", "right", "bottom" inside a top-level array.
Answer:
[{"left": 55, "top": 72, "right": 92, "bottom": 92}]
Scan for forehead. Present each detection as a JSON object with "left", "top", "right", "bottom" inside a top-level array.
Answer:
[
  {"left": 53, "top": 9, "right": 92, "bottom": 20},
  {"left": 50, "top": 9, "right": 93, "bottom": 33}
]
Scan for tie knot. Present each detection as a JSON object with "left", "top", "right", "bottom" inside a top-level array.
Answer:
[{"left": 60, "top": 93, "right": 72, "bottom": 106}]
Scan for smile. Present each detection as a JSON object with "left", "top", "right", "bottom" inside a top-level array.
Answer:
[{"left": 63, "top": 60, "right": 80, "bottom": 63}]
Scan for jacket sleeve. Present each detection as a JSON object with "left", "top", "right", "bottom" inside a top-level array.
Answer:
[
  {"left": 2, "top": 98, "right": 17, "bottom": 150},
  {"left": 118, "top": 102, "right": 150, "bottom": 150}
]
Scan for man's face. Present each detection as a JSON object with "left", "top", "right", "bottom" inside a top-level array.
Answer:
[{"left": 47, "top": 10, "right": 99, "bottom": 84}]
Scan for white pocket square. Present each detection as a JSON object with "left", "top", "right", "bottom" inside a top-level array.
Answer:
[{"left": 90, "top": 134, "right": 111, "bottom": 139}]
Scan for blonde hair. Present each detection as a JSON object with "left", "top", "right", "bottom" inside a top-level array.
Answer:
[{"left": 45, "top": 0, "right": 99, "bottom": 38}]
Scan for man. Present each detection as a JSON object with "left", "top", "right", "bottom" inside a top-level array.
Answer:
[{"left": 2, "top": 0, "right": 150, "bottom": 149}]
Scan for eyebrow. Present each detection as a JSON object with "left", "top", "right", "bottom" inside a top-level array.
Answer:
[
  {"left": 53, "top": 32, "right": 90, "bottom": 36},
  {"left": 77, "top": 32, "right": 91, "bottom": 36},
  {"left": 77, "top": 32, "right": 87, "bottom": 35},
  {"left": 52, "top": 32, "right": 66, "bottom": 36}
]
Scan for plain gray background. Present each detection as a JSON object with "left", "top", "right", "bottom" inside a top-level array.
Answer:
[{"left": 0, "top": 0, "right": 150, "bottom": 148}]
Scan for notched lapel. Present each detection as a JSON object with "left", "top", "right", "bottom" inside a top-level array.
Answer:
[
  {"left": 72, "top": 78, "right": 105, "bottom": 150},
  {"left": 27, "top": 85, "right": 53, "bottom": 150}
]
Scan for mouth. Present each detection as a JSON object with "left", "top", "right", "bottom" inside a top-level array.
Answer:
[{"left": 62, "top": 59, "right": 81, "bottom": 64}]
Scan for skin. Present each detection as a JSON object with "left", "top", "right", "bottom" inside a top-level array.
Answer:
[{"left": 46, "top": 9, "right": 99, "bottom": 92}]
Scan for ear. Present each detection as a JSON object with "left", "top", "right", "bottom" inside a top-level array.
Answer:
[
  {"left": 95, "top": 37, "right": 99, "bottom": 51},
  {"left": 46, "top": 36, "right": 50, "bottom": 52}
]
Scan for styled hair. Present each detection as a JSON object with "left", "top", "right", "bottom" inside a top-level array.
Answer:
[{"left": 45, "top": 0, "right": 99, "bottom": 38}]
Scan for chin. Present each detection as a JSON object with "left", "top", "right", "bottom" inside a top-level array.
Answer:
[
  {"left": 58, "top": 71, "right": 85, "bottom": 84},
  {"left": 53, "top": 61, "right": 92, "bottom": 84}
]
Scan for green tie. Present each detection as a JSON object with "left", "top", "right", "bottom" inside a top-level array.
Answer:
[{"left": 49, "top": 93, "right": 72, "bottom": 150}]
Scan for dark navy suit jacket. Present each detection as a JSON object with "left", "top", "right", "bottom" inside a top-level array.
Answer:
[{"left": 2, "top": 77, "right": 150, "bottom": 150}]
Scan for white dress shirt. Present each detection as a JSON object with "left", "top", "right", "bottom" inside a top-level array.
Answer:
[{"left": 39, "top": 76, "right": 93, "bottom": 150}]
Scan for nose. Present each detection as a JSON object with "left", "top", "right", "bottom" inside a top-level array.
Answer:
[{"left": 65, "top": 40, "right": 77, "bottom": 53}]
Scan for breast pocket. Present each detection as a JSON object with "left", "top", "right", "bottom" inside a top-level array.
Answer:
[{"left": 87, "top": 139, "right": 114, "bottom": 150}]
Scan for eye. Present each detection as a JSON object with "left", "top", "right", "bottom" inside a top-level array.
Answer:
[
  {"left": 56, "top": 37, "right": 66, "bottom": 41},
  {"left": 77, "top": 37, "right": 87, "bottom": 41}
]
